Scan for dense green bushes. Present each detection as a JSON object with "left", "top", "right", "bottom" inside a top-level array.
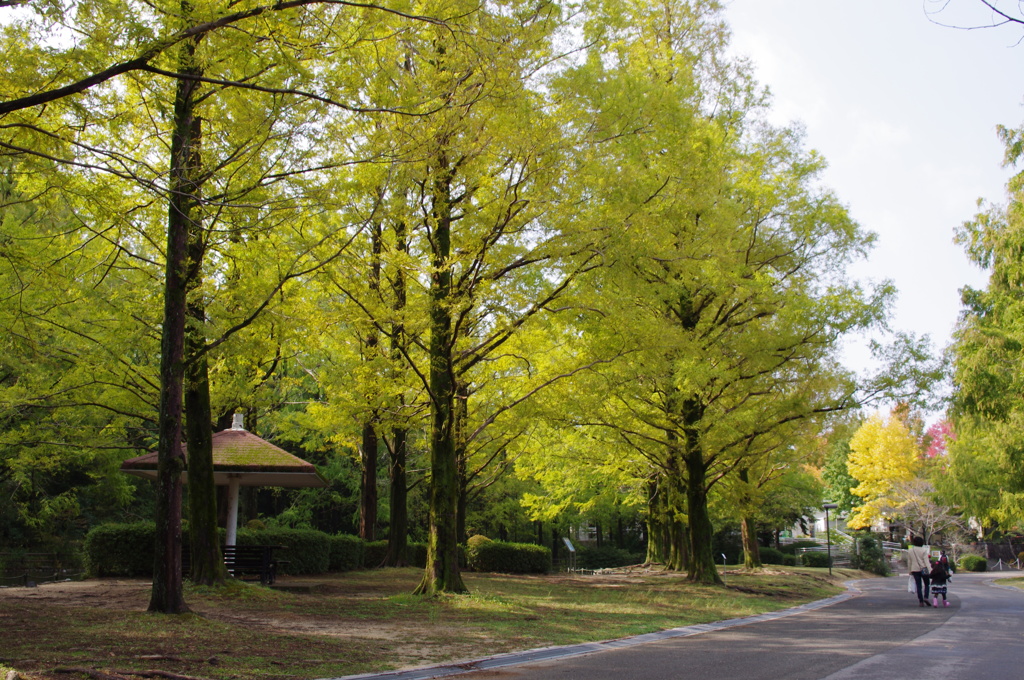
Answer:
[
  {"left": 328, "top": 534, "right": 363, "bottom": 572},
  {"left": 85, "top": 523, "right": 352, "bottom": 577},
  {"left": 850, "top": 535, "right": 889, "bottom": 576},
  {"left": 236, "top": 527, "right": 330, "bottom": 575},
  {"left": 758, "top": 547, "right": 784, "bottom": 564},
  {"left": 362, "top": 540, "right": 388, "bottom": 568},
  {"left": 576, "top": 545, "right": 644, "bottom": 569},
  {"left": 83, "top": 521, "right": 156, "bottom": 577},
  {"left": 757, "top": 547, "right": 796, "bottom": 566},
  {"left": 83, "top": 522, "right": 549, "bottom": 577},
  {"left": 410, "top": 542, "right": 428, "bottom": 568},
  {"left": 959, "top": 554, "right": 987, "bottom": 572},
  {"left": 467, "top": 539, "right": 551, "bottom": 573},
  {"left": 800, "top": 551, "right": 831, "bottom": 568}
]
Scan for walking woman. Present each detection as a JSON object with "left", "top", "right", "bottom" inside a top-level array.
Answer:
[{"left": 907, "top": 535, "right": 932, "bottom": 607}]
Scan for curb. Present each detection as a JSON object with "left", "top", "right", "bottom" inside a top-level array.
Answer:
[{"left": 319, "top": 581, "right": 863, "bottom": 680}]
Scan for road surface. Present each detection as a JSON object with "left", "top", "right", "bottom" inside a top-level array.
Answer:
[{"left": 330, "top": 572, "right": 1024, "bottom": 680}]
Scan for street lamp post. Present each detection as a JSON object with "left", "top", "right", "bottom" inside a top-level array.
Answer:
[{"left": 823, "top": 502, "right": 838, "bottom": 576}]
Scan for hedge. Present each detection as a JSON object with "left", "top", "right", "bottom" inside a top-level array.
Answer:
[
  {"left": 758, "top": 547, "right": 786, "bottom": 565},
  {"left": 576, "top": 545, "right": 644, "bottom": 570},
  {"left": 467, "top": 540, "right": 551, "bottom": 574},
  {"left": 849, "top": 535, "right": 889, "bottom": 576},
  {"left": 328, "top": 534, "right": 363, "bottom": 572},
  {"left": 83, "top": 521, "right": 156, "bottom": 577},
  {"left": 959, "top": 554, "right": 987, "bottom": 572},
  {"left": 362, "top": 540, "right": 388, "bottom": 568},
  {"left": 465, "top": 535, "right": 492, "bottom": 567},
  {"left": 236, "top": 527, "right": 330, "bottom": 575},
  {"left": 410, "top": 542, "right": 429, "bottom": 568},
  {"left": 800, "top": 551, "right": 832, "bottom": 568}
]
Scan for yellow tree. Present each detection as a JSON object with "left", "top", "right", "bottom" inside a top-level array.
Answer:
[{"left": 846, "top": 412, "right": 920, "bottom": 530}]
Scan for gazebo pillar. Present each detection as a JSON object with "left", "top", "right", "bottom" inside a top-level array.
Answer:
[{"left": 225, "top": 474, "right": 241, "bottom": 546}]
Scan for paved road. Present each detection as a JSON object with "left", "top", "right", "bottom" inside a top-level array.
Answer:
[{"left": 333, "top": 572, "right": 1024, "bottom": 680}]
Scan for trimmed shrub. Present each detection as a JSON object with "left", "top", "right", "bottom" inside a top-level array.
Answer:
[
  {"left": 328, "top": 534, "right": 363, "bottom": 572},
  {"left": 758, "top": 547, "right": 786, "bottom": 565},
  {"left": 84, "top": 522, "right": 155, "bottom": 577},
  {"left": 237, "top": 527, "right": 330, "bottom": 575},
  {"left": 783, "top": 554, "right": 797, "bottom": 566},
  {"left": 410, "top": 542, "right": 428, "bottom": 568},
  {"left": 362, "top": 540, "right": 388, "bottom": 568},
  {"left": 959, "top": 554, "right": 987, "bottom": 572},
  {"left": 801, "top": 551, "right": 831, "bottom": 568},
  {"left": 468, "top": 540, "right": 551, "bottom": 574},
  {"left": 577, "top": 545, "right": 644, "bottom": 570},
  {"left": 850, "top": 535, "right": 889, "bottom": 576},
  {"left": 465, "top": 535, "right": 492, "bottom": 566}
]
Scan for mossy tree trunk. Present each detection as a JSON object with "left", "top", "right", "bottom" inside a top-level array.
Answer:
[
  {"left": 384, "top": 220, "right": 409, "bottom": 567},
  {"left": 414, "top": 149, "right": 467, "bottom": 596},
  {"left": 360, "top": 422, "right": 378, "bottom": 542},
  {"left": 184, "top": 263, "right": 224, "bottom": 586},
  {"left": 384, "top": 426, "right": 409, "bottom": 566},
  {"left": 455, "top": 381, "right": 469, "bottom": 544},
  {"left": 682, "top": 398, "right": 721, "bottom": 585},
  {"left": 360, "top": 221, "right": 382, "bottom": 542},
  {"left": 149, "top": 20, "right": 201, "bottom": 614},
  {"left": 738, "top": 469, "right": 761, "bottom": 569}
]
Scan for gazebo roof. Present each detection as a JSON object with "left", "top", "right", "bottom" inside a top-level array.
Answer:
[{"left": 120, "top": 421, "right": 328, "bottom": 488}]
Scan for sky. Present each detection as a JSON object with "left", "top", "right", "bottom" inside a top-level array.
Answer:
[{"left": 723, "top": 1, "right": 1024, "bottom": 385}]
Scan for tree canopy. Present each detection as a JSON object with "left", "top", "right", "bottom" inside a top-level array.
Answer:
[{"left": 1, "top": 0, "right": 932, "bottom": 599}]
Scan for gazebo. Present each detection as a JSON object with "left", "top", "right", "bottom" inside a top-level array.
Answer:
[{"left": 120, "top": 414, "right": 328, "bottom": 545}]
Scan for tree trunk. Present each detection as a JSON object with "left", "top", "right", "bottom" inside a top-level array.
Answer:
[
  {"left": 455, "top": 381, "right": 469, "bottom": 544},
  {"left": 684, "top": 448, "right": 721, "bottom": 584},
  {"left": 665, "top": 475, "right": 688, "bottom": 571},
  {"left": 181, "top": 120, "right": 223, "bottom": 586},
  {"left": 645, "top": 480, "right": 663, "bottom": 564},
  {"left": 360, "top": 221, "right": 382, "bottom": 542},
  {"left": 741, "top": 515, "right": 761, "bottom": 569},
  {"left": 360, "top": 422, "right": 378, "bottom": 541},
  {"left": 682, "top": 399, "right": 721, "bottom": 585},
  {"left": 738, "top": 469, "right": 761, "bottom": 570},
  {"left": 184, "top": 300, "right": 224, "bottom": 585},
  {"left": 149, "top": 24, "right": 201, "bottom": 614},
  {"left": 415, "top": 150, "right": 467, "bottom": 595},
  {"left": 383, "top": 218, "right": 409, "bottom": 567},
  {"left": 383, "top": 426, "right": 409, "bottom": 566}
]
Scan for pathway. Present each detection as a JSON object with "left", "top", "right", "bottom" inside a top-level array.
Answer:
[{"left": 323, "top": 572, "right": 1024, "bottom": 680}]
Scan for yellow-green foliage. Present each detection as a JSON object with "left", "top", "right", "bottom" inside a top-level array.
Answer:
[
  {"left": 465, "top": 535, "right": 493, "bottom": 565},
  {"left": 846, "top": 413, "right": 920, "bottom": 529}
]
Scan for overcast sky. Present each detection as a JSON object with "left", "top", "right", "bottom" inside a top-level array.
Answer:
[{"left": 723, "top": 1, "right": 1024, "bottom": 386}]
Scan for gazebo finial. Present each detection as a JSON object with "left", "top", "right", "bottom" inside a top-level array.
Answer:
[{"left": 231, "top": 412, "right": 245, "bottom": 431}]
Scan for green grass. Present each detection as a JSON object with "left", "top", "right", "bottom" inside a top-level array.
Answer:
[
  {"left": 0, "top": 566, "right": 858, "bottom": 680},
  {"left": 996, "top": 576, "right": 1024, "bottom": 590}
]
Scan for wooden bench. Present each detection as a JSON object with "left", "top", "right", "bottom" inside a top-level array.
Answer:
[
  {"left": 182, "top": 545, "right": 284, "bottom": 586},
  {"left": 223, "top": 545, "right": 282, "bottom": 586}
]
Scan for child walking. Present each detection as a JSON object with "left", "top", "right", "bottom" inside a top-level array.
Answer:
[{"left": 930, "top": 560, "right": 951, "bottom": 607}]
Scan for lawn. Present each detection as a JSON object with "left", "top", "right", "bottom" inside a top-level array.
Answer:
[{"left": 0, "top": 566, "right": 864, "bottom": 680}]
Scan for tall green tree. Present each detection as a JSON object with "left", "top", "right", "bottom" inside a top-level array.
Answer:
[{"left": 945, "top": 121, "right": 1024, "bottom": 532}]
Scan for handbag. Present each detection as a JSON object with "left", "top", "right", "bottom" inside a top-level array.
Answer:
[{"left": 908, "top": 575, "right": 915, "bottom": 593}]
